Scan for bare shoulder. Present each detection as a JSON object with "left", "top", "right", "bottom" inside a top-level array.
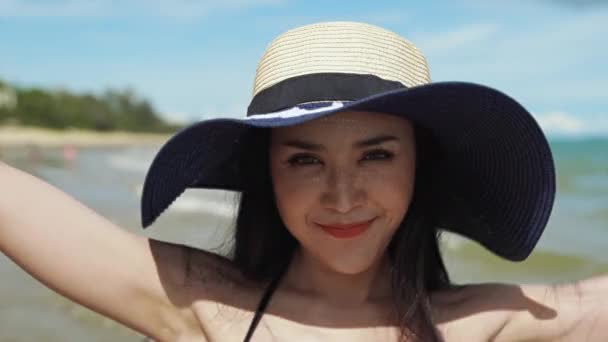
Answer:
[
  {"left": 432, "top": 282, "right": 543, "bottom": 311},
  {"left": 431, "top": 280, "right": 603, "bottom": 341},
  {"left": 494, "top": 276, "right": 608, "bottom": 341},
  {"left": 431, "top": 283, "right": 522, "bottom": 341}
]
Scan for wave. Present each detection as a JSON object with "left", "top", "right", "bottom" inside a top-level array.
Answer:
[
  {"left": 106, "top": 148, "right": 155, "bottom": 173},
  {"left": 134, "top": 184, "right": 237, "bottom": 218}
]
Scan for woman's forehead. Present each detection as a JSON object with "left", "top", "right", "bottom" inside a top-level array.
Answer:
[{"left": 271, "top": 111, "right": 413, "bottom": 140}]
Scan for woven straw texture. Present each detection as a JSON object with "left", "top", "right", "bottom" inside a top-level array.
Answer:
[{"left": 252, "top": 21, "right": 431, "bottom": 97}]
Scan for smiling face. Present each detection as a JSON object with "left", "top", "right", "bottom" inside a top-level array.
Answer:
[{"left": 269, "top": 111, "right": 417, "bottom": 275}]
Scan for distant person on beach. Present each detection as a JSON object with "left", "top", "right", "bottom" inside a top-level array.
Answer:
[
  {"left": 0, "top": 22, "right": 606, "bottom": 341},
  {"left": 26, "top": 144, "right": 42, "bottom": 165},
  {"left": 62, "top": 143, "right": 78, "bottom": 167}
]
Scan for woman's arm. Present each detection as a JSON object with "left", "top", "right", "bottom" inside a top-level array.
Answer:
[
  {"left": 496, "top": 274, "right": 608, "bottom": 341},
  {"left": 0, "top": 161, "right": 201, "bottom": 340}
]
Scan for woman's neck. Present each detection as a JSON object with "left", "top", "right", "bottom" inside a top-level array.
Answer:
[{"left": 282, "top": 247, "right": 392, "bottom": 307}]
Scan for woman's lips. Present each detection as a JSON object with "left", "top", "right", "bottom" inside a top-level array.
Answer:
[{"left": 316, "top": 218, "right": 376, "bottom": 239}]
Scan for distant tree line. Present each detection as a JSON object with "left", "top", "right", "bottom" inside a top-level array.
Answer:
[{"left": 0, "top": 79, "right": 183, "bottom": 133}]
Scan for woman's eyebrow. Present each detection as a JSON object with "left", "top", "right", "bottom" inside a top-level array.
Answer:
[{"left": 281, "top": 134, "right": 399, "bottom": 151}]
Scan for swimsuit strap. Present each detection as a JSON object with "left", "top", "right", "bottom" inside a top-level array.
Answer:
[{"left": 242, "top": 266, "right": 288, "bottom": 342}]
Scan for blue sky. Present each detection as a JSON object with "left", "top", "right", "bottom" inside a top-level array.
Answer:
[{"left": 1, "top": 0, "right": 607, "bottom": 137}]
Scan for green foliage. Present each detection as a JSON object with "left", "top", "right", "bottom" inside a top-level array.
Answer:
[{"left": 0, "top": 80, "right": 183, "bottom": 133}]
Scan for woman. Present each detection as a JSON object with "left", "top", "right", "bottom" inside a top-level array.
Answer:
[{"left": 1, "top": 21, "right": 606, "bottom": 341}]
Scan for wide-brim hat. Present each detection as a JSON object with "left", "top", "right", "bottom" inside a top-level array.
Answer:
[{"left": 140, "top": 21, "right": 556, "bottom": 261}]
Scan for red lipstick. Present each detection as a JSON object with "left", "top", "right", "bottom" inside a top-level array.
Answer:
[{"left": 316, "top": 218, "right": 375, "bottom": 239}]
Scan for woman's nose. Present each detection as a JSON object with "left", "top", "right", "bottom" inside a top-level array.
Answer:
[{"left": 320, "top": 168, "right": 365, "bottom": 213}]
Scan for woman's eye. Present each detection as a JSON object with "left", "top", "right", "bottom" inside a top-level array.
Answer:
[
  {"left": 362, "top": 149, "right": 394, "bottom": 161},
  {"left": 287, "top": 150, "right": 393, "bottom": 167},
  {"left": 287, "top": 155, "right": 320, "bottom": 166}
]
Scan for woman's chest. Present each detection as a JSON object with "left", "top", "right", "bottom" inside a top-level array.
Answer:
[
  {"left": 182, "top": 280, "right": 512, "bottom": 342},
  {"left": 191, "top": 300, "right": 400, "bottom": 342},
  {"left": 190, "top": 301, "right": 505, "bottom": 342}
]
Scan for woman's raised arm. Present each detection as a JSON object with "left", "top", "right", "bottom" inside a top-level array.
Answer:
[
  {"left": 0, "top": 161, "right": 200, "bottom": 340},
  {"left": 495, "top": 274, "right": 608, "bottom": 341}
]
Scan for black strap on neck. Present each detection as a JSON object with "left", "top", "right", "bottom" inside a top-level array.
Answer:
[{"left": 242, "top": 267, "right": 288, "bottom": 342}]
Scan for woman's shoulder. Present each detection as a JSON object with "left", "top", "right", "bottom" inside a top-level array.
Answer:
[
  {"left": 431, "top": 282, "right": 519, "bottom": 307},
  {"left": 431, "top": 282, "right": 522, "bottom": 341}
]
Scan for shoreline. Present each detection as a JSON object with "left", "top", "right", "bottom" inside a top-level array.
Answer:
[{"left": 0, "top": 126, "right": 172, "bottom": 147}]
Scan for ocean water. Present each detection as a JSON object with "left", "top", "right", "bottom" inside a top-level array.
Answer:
[
  {"left": 442, "top": 138, "right": 608, "bottom": 284},
  {"left": 0, "top": 139, "right": 606, "bottom": 341}
]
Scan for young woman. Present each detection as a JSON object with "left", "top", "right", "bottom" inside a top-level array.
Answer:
[{"left": 1, "top": 21, "right": 606, "bottom": 341}]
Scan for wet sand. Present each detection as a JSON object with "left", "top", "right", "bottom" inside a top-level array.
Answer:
[{"left": 0, "top": 125, "right": 172, "bottom": 148}]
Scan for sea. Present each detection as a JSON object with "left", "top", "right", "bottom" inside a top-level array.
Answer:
[{"left": 0, "top": 138, "right": 606, "bottom": 341}]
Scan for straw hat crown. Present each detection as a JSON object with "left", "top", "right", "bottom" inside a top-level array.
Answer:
[{"left": 252, "top": 21, "right": 432, "bottom": 98}]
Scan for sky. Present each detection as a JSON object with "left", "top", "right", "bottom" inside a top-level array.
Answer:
[{"left": 1, "top": 0, "right": 607, "bottom": 137}]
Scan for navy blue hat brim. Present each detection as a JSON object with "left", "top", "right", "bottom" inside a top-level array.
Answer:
[{"left": 140, "top": 81, "right": 556, "bottom": 262}]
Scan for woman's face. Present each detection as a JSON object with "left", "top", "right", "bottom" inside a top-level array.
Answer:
[{"left": 269, "top": 111, "right": 416, "bottom": 274}]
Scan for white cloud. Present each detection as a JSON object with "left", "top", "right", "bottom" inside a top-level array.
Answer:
[
  {"left": 362, "top": 10, "right": 408, "bottom": 25},
  {"left": 158, "top": 111, "right": 193, "bottom": 125},
  {"left": 535, "top": 111, "right": 585, "bottom": 135},
  {"left": 0, "top": 0, "right": 102, "bottom": 17},
  {"left": 534, "top": 111, "right": 608, "bottom": 136},
  {"left": 414, "top": 23, "right": 498, "bottom": 54},
  {"left": 143, "top": 0, "right": 286, "bottom": 18},
  {"left": 542, "top": 0, "right": 608, "bottom": 9},
  {"left": 159, "top": 101, "right": 248, "bottom": 124},
  {"left": 521, "top": 79, "right": 608, "bottom": 103},
  {"left": 0, "top": 0, "right": 286, "bottom": 18},
  {"left": 417, "top": 11, "right": 608, "bottom": 106}
]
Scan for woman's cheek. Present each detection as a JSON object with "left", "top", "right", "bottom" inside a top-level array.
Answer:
[
  {"left": 364, "top": 162, "right": 415, "bottom": 218},
  {"left": 272, "top": 171, "right": 319, "bottom": 224}
]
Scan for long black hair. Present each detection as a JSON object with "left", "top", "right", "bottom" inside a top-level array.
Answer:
[{"left": 230, "top": 121, "right": 451, "bottom": 341}]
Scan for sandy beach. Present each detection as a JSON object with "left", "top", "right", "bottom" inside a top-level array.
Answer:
[{"left": 0, "top": 125, "right": 173, "bottom": 147}]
